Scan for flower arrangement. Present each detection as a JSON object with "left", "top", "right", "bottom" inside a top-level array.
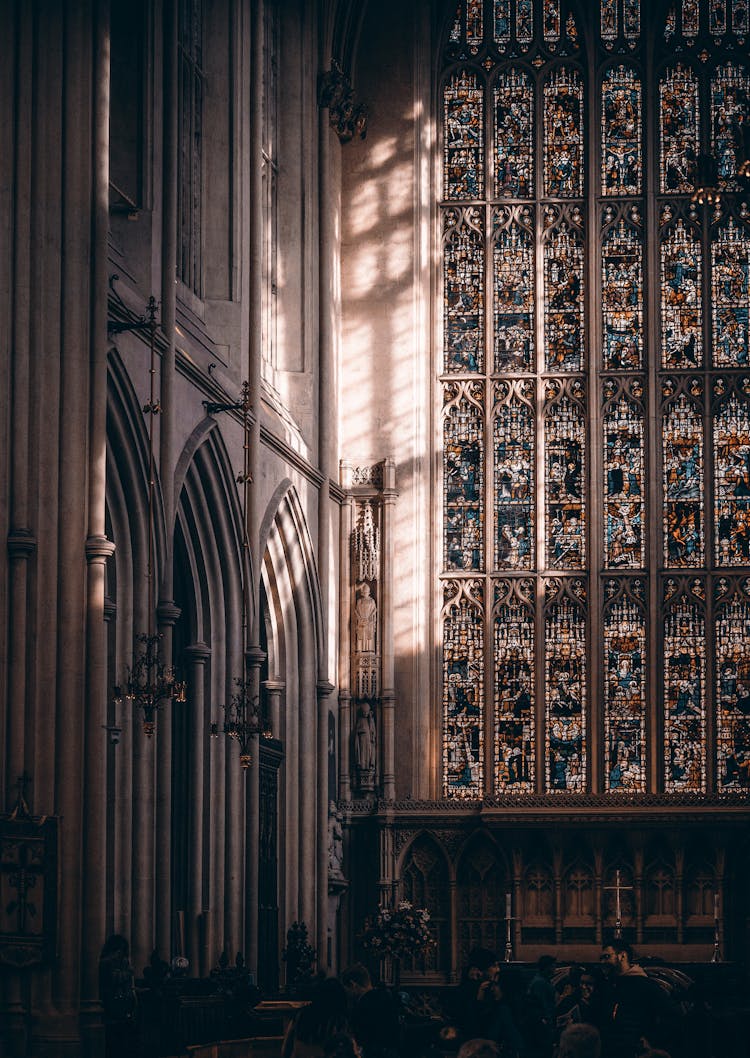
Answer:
[{"left": 360, "top": 900, "right": 435, "bottom": 961}]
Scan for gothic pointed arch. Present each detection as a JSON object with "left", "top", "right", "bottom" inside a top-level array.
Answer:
[{"left": 397, "top": 832, "right": 452, "bottom": 976}]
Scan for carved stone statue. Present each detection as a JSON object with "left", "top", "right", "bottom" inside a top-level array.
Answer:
[
  {"left": 354, "top": 582, "right": 377, "bottom": 654},
  {"left": 354, "top": 701, "right": 376, "bottom": 778},
  {"left": 327, "top": 800, "right": 344, "bottom": 877}
]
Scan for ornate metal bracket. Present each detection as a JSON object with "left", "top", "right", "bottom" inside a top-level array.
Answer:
[
  {"left": 107, "top": 275, "right": 160, "bottom": 336},
  {"left": 318, "top": 60, "right": 368, "bottom": 144}
]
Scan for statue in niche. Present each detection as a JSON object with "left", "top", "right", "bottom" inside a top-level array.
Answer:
[
  {"left": 327, "top": 801, "right": 344, "bottom": 877},
  {"left": 354, "top": 582, "right": 377, "bottom": 654},
  {"left": 354, "top": 701, "right": 377, "bottom": 780}
]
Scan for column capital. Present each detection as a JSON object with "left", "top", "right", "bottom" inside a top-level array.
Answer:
[
  {"left": 157, "top": 600, "right": 181, "bottom": 626},
  {"left": 104, "top": 596, "right": 117, "bottom": 623},
  {"left": 317, "top": 680, "right": 335, "bottom": 699},
  {"left": 261, "top": 679, "right": 285, "bottom": 693},
  {"left": 245, "top": 646, "right": 267, "bottom": 669},
  {"left": 185, "top": 642, "right": 211, "bottom": 663},
  {"left": 85, "top": 534, "right": 116, "bottom": 562},
  {"left": 7, "top": 529, "right": 36, "bottom": 558}
]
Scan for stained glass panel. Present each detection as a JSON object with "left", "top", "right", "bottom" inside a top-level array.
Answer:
[
  {"left": 733, "top": 0, "right": 749, "bottom": 35},
  {"left": 494, "top": 70, "right": 534, "bottom": 198},
  {"left": 663, "top": 394, "right": 705, "bottom": 566},
  {"left": 660, "top": 65, "right": 699, "bottom": 193},
  {"left": 682, "top": 0, "right": 699, "bottom": 36},
  {"left": 494, "top": 0, "right": 511, "bottom": 44},
  {"left": 602, "top": 0, "right": 618, "bottom": 42},
  {"left": 661, "top": 221, "right": 703, "bottom": 368},
  {"left": 664, "top": 594, "right": 706, "bottom": 792},
  {"left": 714, "top": 393, "right": 750, "bottom": 565},
  {"left": 712, "top": 220, "right": 750, "bottom": 368},
  {"left": 444, "top": 71, "right": 484, "bottom": 200},
  {"left": 544, "top": 68, "right": 584, "bottom": 197},
  {"left": 546, "top": 597, "right": 586, "bottom": 792},
  {"left": 602, "top": 68, "right": 642, "bottom": 196},
  {"left": 624, "top": 0, "right": 640, "bottom": 39},
  {"left": 603, "top": 396, "right": 645, "bottom": 569},
  {"left": 517, "top": 0, "right": 533, "bottom": 44},
  {"left": 467, "top": 0, "right": 483, "bottom": 51},
  {"left": 716, "top": 594, "right": 750, "bottom": 789},
  {"left": 546, "top": 393, "right": 586, "bottom": 568},
  {"left": 494, "top": 215, "right": 534, "bottom": 370},
  {"left": 545, "top": 224, "right": 585, "bottom": 371},
  {"left": 543, "top": 0, "right": 561, "bottom": 41},
  {"left": 443, "top": 582, "right": 484, "bottom": 798},
  {"left": 444, "top": 381, "right": 484, "bottom": 571},
  {"left": 494, "top": 588, "right": 535, "bottom": 791},
  {"left": 604, "top": 595, "right": 646, "bottom": 792},
  {"left": 602, "top": 221, "right": 643, "bottom": 369},
  {"left": 710, "top": 0, "right": 728, "bottom": 35},
  {"left": 494, "top": 382, "right": 535, "bottom": 569},
  {"left": 444, "top": 208, "right": 484, "bottom": 372},
  {"left": 711, "top": 64, "right": 750, "bottom": 183}
]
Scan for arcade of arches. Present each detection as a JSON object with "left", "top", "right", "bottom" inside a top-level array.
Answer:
[{"left": 1, "top": 0, "right": 749, "bottom": 1054}]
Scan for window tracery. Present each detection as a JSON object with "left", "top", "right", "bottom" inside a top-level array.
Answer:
[{"left": 440, "top": 0, "right": 750, "bottom": 799}]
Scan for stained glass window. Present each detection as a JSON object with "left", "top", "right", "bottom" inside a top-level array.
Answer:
[
  {"left": 716, "top": 587, "right": 750, "bottom": 789},
  {"left": 546, "top": 591, "right": 586, "bottom": 792},
  {"left": 444, "top": 72, "right": 484, "bottom": 201},
  {"left": 493, "top": 381, "right": 535, "bottom": 569},
  {"left": 603, "top": 588, "right": 647, "bottom": 792},
  {"left": 543, "top": 0, "right": 561, "bottom": 41},
  {"left": 663, "top": 587, "right": 706, "bottom": 793},
  {"left": 443, "top": 581, "right": 484, "bottom": 798},
  {"left": 661, "top": 219, "right": 703, "bottom": 369},
  {"left": 712, "top": 220, "right": 750, "bottom": 368},
  {"left": 624, "top": 0, "right": 640, "bottom": 39},
  {"left": 495, "top": 0, "right": 512, "bottom": 44},
  {"left": 601, "top": 0, "right": 618, "bottom": 42},
  {"left": 682, "top": 0, "right": 700, "bottom": 36},
  {"left": 444, "top": 208, "right": 484, "bottom": 373},
  {"left": 603, "top": 390, "right": 645, "bottom": 570},
  {"left": 545, "top": 388, "right": 586, "bottom": 570},
  {"left": 494, "top": 582, "right": 535, "bottom": 791},
  {"left": 663, "top": 388, "right": 705, "bottom": 566},
  {"left": 713, "top": 391, "right": 750, "bottom": 566},
  {"left": 444, "top": 380, "right": 484, "bottom": 571},
  {"left": 517, "top": 0, "right": 533, "bottom": 44},
  {"left": 602, "top": 218, "right": 643, "bottom": 369},
  {"left": 711, "top": 64, "right": 750, "bottom": 183},
  {"left": 494, "top": 211, "right": 534, "bottom": 370},
  {"left": 544, "top": 68, "right": 584, "bottom": 197},
  {"left": 602, "top": 68, "right": 642, "bottom": 196},
  {"left": 439, "top": 0, "right": 750, "bottom": 800},
  {"left": 494, "top": 70, "right": 534, "bottom": 198},
  {"left": 659, "top": 65, "right": 699, "bottom": 193},
  {"left": 544, "top": 220, "right": 585, "bottom": 371},
  {"left": 710, "top": 0, "right": 728, "bottom": 34}
]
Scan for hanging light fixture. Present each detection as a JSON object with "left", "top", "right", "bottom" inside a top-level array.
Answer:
[
  {"left": 207, "top": 382, "right": 263, "bottom": 768},
  {"left": 112, "top": 294, "right": 186, "bottom": 735},
  {"left": 692, "top": 153, "right": 721, "bottom": 207}
]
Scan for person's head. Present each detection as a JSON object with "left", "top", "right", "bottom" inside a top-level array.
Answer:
[
  {"left": 324, "top": 1033, "right": 361, "bottom": 1058},
  {"left": 580, "top": 971, "right": 597, "bottom": 1001},
  {"left": 600, "top": 940, "right": 635, "bottom": 975},
  {"left": 558, "top": 1023, "right": 602, "bottom": 1058},
  {"left": 457, "top": 1040, "right": 500, "bottom": 1058},
  {"left": 465, "top": 948, "right": 498, "bottom": 979},
  {"left": 340, "top": 963, "right": 372, "bottom": 999},
  {"left": 286, "top": 1001, "right": 350, "bottom": 1058}
]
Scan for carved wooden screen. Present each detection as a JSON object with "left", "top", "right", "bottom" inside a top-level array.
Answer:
[
  {"left": 441, "top": 0, "right": 750, "bottom": 797},
  {"left": 456, "top": 838, "right": 508, "bottom": 965},
  {"left": 400, "top": 835, "right": 451, "bottom": 974}
]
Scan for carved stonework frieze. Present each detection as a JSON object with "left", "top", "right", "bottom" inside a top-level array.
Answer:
[
  {"left": 352, "top": 463, "right": 384, "bottom": 489},
  {"left": 392, "top": 829, "right": 417, "bottom": 858},
  {"left": 434, "top": 829, "right": 466, "bottom": 859},
  {"left": 353, "top": 501, "right": 380, "bottom": 582}
]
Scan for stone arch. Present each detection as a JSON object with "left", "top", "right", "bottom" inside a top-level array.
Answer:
[
  {"left": 398, "top": 832, "right": 451, "bottom": 976},
  {"left": 455, "top": 832, "right": 509, "bottom": 966}
]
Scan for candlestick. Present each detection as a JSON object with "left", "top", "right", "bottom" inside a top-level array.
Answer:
[{"left": 505, "top": 891, "right": 512, "bottom": 920}]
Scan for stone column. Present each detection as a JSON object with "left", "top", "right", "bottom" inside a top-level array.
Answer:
[
  {"left": 245, "top": 646, "right": 265, "bottom": 972},
  {"left": 80, "top": 8, "right": 113, "bottom": 1051},
  {"left": 317, "top": 681, "right": 335, "bottom": 965},
  {"left": 380, "top": 461, "right": 397, "bottom": 800},
  {"left": 262, "top": 680, "right": 284, "bottom": 740},
  {"left": 156, "top": 0, "right": 179, "bottom": 966},
  {"left": 185, "top": 643, "right": 210, "bottom": 974},
  {"left": 337, "top": 476, "right": 354, "bottom": 803}
]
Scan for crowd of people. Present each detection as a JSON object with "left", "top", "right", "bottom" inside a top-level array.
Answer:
[{"left": 282, "top": 942, "right": 691, "bottom": 1058}]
